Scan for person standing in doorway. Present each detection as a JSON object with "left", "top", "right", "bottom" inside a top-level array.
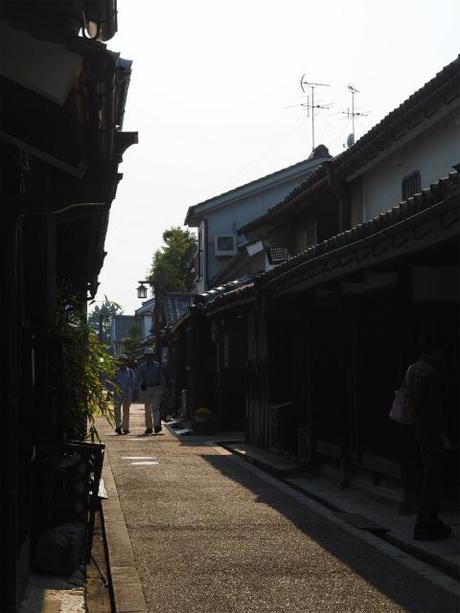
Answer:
[
  {"left": 138, "top": 347, "right": 162, "bottom": 435},
  {"left": 407, "top": 337, "right": 455, "bottom": 541},
  {"left": 114, "top": 354, "right": 134, "bottom": 435}
]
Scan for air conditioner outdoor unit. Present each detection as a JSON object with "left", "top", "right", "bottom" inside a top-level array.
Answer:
[{"left": 215, "top": 235, "right": 236, "bottom": 256}]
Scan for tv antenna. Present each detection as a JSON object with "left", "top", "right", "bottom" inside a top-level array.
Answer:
[
  {"left": 299, "top": 75, "right": 330, "bottom": 151},
  {"left": 342, "top": 84, "right": 370, "bottom": 146}
]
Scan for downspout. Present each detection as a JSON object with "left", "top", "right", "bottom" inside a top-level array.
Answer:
[
  {"left": 204, "top": 218, "right": 209, "bottom": 291},
  {"left": 327, "top": 163, "right": 348, "bottom": 234}
]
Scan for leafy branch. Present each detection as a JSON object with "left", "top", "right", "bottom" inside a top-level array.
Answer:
[{"left": 58, "top": 297, "right": 116, "bottom": 441}]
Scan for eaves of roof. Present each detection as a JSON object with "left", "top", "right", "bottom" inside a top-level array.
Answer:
[
  {"left": 169, "top": 310, "right": 191, "bottom": 335},
  {"left": 239, "top": 55, "right": 460, "bottom": 236},
  {"left": 261, "top": 167, "right": 460, "bottom": 289},
  {"left": 184, "top": 154, "right": 331, "bottom": 226},
  {"left": 203, "top": 280, "right": 256, "bottom": 314},
  {"left": 333, "top": 56, "right": 460, "bottom": 178},
  {"left": 176, "top": 168, "right": 460, "bottom": 318},
  {"left": 162, "top": 293, "right": 194, "bottom": 326},
  {"left": 238, "top": 165, "right": 329, "bottom": 235},
  {"left": 135, "top": 297, "right": 155, "bottom": 316},
  {"left": 83, "top": 0, "right": 118, "bottom": 42}
]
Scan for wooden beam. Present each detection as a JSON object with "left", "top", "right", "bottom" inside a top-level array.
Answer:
[{"left": 341, "top": 271, "right": 399, "bottom": 294}]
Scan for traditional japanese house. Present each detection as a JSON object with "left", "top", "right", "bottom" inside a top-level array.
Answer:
[
  {"left": 233, "top": 56, "right": 460, "bottom": 509},
  {"left": 0, "top": 1, "right": 136, "bottom": 606},
  {"left": 168, "top": 280, "right": 254, "bottom": 430},
  {"left": 172, "top": 59, "right": 460, "bottom": 481},
  {"left": 185, "top": 147, "right": 331, "bottom": 294}
]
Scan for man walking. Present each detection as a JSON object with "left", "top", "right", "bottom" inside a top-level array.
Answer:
[
  {"left": 138, "top": 347, "right": 162, "bottom": 435},
  {"left": 114, "top": 354, "right": 134, "bottom": 435}
]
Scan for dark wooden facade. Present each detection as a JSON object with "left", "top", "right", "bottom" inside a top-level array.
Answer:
[
  {"left": 169, "top": 170, "right": 460, "bottom": 514},
  {"left": 243, "top": 175, "right": 460, "bottom": 509},
  {"left": 169, "top": 290, "right": 250, "bottom": 431},
  {"left": 1, "top": 3, "right": 135, "bottom": 608},
  {"left": 169, "top": 56, "right": 460, "bottom": 520}
]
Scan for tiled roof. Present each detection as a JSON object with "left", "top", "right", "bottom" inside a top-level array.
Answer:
[
  {"left": 190, "top": 278, "right": 254, "bottom": 312},
  {"left": 111, "top": 315, "right": 142, "bottom": 341},
  {"left": 184, "top": 147, "right": 331, "bottom": 225},
  {"left": 333, "top": 56, "right": 460, "bottom": 176},
  {"left": 135, "top": 297, "right": 155, "bottom": 317},
  {"left": 201, "top": 279, "right": 255, "bottom": 312},
  {"left": 239, "top": 55, "right": 460, "bottom": 235},
  {"left": 162, "top": 293, "right": 194, "bottom": 325},
  {"left": 203, "top": 168, "right": 460, "bottom": 312},
  {"left": 261, "top": 168, "right": 460, "bottom": 286}
]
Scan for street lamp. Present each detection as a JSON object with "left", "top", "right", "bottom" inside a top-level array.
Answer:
[{"left": 137, "top": 280, "right": 149, "bottom": 300}]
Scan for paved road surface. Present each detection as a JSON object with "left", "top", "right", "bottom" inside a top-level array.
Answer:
[{"left": 101, "top": 404, "right": 459, "bottom": 613}]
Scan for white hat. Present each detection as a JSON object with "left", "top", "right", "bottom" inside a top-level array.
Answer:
[
  {"left": 143, "top": 347, "right": 154, "bottom": 355},
  {"left": 119, "top": 353, "right": 128, "bottom": 360}
]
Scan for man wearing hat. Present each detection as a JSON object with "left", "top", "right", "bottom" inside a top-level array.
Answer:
[
  {"left": 114, "top": 354, "right": 134, "bottom": 435},
  {"left": 138, "top": 348, "right": 162, "bottom": 434}
]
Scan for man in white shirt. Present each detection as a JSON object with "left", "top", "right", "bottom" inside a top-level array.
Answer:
[
  {"left": 114, "top": 354, "right": 134, "bottom": 435},
  {"left": 138, "top": 347, "right": 162, "bottom": 435}
]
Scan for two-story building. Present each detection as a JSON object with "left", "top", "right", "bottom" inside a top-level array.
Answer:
[
  {"left": 172, "top": 55, "right": 460, "bottom": 511},
  {"left": 1, "top": 1, "right": 136, "bottom": 606},
  {"left": 240, "top": 55, "right": 460, "bottom": 254},
  {"left": 185, "top": 146, "right": 331, "bottom": 293}
]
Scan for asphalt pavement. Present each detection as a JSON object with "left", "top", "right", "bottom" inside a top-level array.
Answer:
[{"left": 99, "top": 404, "right": 460, "bottom": 613}]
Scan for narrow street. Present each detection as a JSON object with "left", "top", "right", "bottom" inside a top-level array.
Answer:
[{"left": 100, "top": 406, "right": 459, "bottom": 613}]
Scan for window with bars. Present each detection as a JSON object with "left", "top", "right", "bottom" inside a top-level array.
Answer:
[{"left": 402, "top": 170, "right": 421, "bottom": 200}]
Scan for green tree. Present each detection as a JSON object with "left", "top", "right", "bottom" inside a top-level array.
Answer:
[
  {"left": 87, "top": 296, "right": 123, "bottom": 346},
  {"left": 147, "top": 227, "right": 197, "bottom": 301},
  {"left": 122, "top": 323, "right": 143, "bottom": 361},
  {"left": 58, "top": 295, "right": 116, "bottom": 441}
]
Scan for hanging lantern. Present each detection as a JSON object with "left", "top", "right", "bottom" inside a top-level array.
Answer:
[{"left": 137, "top": 282, "right": 147, "bottom": 299}]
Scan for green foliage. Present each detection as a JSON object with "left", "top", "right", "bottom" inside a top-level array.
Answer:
[
  {"left": 148, "top": 227, "right": 197, "bottom": 301},
  {"left": 60, "top": 300, "right": 116, "bottom": 441},
  {"left": 87, "top": 296, "right": 123, "bottom": 346},
  {"left": 122, "top": 323, "right": 143, "bottom": 360}
]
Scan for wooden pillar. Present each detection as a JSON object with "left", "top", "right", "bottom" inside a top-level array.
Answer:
[
  {"left": 22, "top": 214, "right": 63, "bottom": 449},
  {"left": 247, "top": 290, "right": 271, "bottom": 449},
  {"left": 2, "top": 203, "right": 31, "bottom": 610}
]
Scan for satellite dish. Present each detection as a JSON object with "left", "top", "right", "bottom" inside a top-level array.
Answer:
[{"left": 346, "top": 133, "right": 355, "bottom": 148}]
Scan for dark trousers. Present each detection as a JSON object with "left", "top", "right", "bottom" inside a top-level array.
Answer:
[{"left": 415, "top": 431, "right": 442, "bottom": 526}]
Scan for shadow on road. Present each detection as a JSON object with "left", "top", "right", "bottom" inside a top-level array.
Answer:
[{"left": 197, "top": 448, "right": 458, "bottom": 613}]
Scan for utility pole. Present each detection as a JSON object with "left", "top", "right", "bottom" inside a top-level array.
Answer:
[{"left": 299, "top": 75, "right": 330, "bottom": 151}]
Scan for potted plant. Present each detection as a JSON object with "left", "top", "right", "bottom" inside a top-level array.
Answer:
[{"left": 192, "top": 407, "right": 213, "bottom": 431}]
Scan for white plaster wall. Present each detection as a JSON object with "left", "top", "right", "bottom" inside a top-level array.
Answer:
[
  {"left": 205, "top": 177, "right": 311, "bottom": 283},
  {"left": 350, "top": 110, "right": 460, "bottom": 223},
  {"left": 143, "top": 314, "right": 152, "bottom": 339}
]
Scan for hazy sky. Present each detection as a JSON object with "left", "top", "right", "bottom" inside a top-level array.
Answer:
[{"left": 95, "top": 0, "right": 460, "bottom": 313}]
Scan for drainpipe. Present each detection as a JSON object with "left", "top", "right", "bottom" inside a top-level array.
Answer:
[
  {"left": 327, "top": 163, "right": 348, "bottom": 233},
  {"left": 204, "top": 218, "right": 209, "bottom": 291}
]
